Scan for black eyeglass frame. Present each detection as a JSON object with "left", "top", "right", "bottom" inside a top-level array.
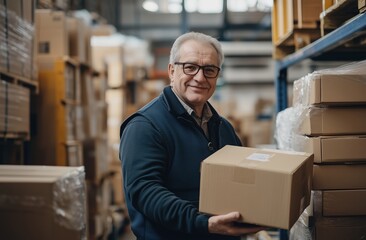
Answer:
[{"left": 174, "top": 62, "right": 221, "bottom": 78}]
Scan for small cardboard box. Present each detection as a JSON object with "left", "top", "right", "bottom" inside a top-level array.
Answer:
[
  {"left": 293, "top": 73, "right": 366, "bottom": 106},
  {"left": 303, "top": 135, "right": 366, "bottom": 163},
  {"left": 298, "top": 107, "right": 366, "bottom": 136},
  {"left": 199, "top": 145, "right": 313, "bottom": 230},
  {"left": 313, "top": 164, "right": 366, "bottom": 190}
]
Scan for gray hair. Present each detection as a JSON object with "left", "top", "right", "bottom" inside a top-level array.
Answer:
[{"left": 169, "top": 32, "right": 224, "bottom": 67}]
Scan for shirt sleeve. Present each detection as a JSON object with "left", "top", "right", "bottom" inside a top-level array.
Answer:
[{"left": 120, "top": 115, "right": 210, "bottom": 235}]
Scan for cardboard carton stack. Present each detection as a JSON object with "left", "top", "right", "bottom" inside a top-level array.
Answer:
[
  {"left": 33, "top": 10, "right": 129, "bottom": 239},
  {"left": 1, "top": 0, "right": 36, "bottom": 79},
  {"left": 0, "top": 0, "right": 36, "bottom": 163},
  {"left": 275, "top": 60, "right": 366, "bottom": 239},
  {"left": 0, "top": 80, "right": 30, "bottom": 138}
]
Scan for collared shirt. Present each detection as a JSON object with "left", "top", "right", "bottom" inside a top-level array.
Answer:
[{"left": 172, "top": 88, "right": 213, "bottom": 138}]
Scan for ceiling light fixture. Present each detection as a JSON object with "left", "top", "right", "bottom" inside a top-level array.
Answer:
[{"left": 142, "top": 0, "right": 159, "bottom": 12}]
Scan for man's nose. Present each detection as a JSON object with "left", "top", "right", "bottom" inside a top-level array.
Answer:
[{"left": 195, "top": 68, "right": 206, "bottom": 80}]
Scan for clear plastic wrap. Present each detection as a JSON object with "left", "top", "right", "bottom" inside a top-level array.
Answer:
[
  {"left": 274, "top": 106, "right": 308, "bottom": 151},
  {"left": 293, "top": 60, "right": 366, "bottom": 107},
  {"left": 0, "top": 166, "right": 87, "bottom": 239},
  {"left": 53, "top": 167, "right": 87, "bottom": 236}
]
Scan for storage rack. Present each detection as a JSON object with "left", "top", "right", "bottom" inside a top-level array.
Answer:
[
  {"left": 275, "top": 12, "right": 366, "bottom": 240},
  {"left": 275, "top": 13, "right": 366, "bottom": 113}
]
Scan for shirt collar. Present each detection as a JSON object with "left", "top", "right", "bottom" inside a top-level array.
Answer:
[{"left": 171, "top": 87, "right": 213, "bottom": 120}]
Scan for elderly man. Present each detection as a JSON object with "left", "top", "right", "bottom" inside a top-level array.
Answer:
[{"left": 120, "top": 32, "right": 264, "bottom": 240}]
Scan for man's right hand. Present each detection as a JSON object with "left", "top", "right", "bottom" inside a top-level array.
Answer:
[{"left": 208, "top": 211, "right": 267, "bottom": 236}]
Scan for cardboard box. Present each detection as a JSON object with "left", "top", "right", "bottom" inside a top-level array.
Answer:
[
  {"left": 199, "top": 145, "right": 313, "bottom": 230},
  {"left": 83, "top": 137, "right": 110, "bottom": 183},
  {"left": 7, "top": 0, "right": 23, "bottom": 76},
  {"left": 293, "top": 73, "right": 366, "bottom": 106},
  {"left": 0, "top": 165, "right": 87, "bottom": 240},
  {"left": 313, "top": 216, "right": 366, "bottom": 240},
  {"left": 67, "top": 17, "right": 87, "bottom": 63},
  {"left": 320, "top": 189, "right": 366, "bottom": 216},
  {"left": 0, "top": 81, "right": 30, "bottom": 135},
  {"left": 0, "top": 2, "right": 8, "bottom": 71},
  {"left": 313, "top": 164, "right": 366, "bottom": 190},
  {"left": 35, "top": 10, "right": 68, "bottom": 57},
  {"left": 303, "top": 135, "right": 366, "bottom": 163},
  {"left": 297, "top": 107, "right": 366, "bottom": 136}
]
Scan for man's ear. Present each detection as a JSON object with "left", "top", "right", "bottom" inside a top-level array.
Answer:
[{"left": 168, "top": 64, "right": 174, "bottom": 85}]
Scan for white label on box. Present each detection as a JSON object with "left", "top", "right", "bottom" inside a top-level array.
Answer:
[{"left": 246, "top": 153, "right": 271, "bottom": 162}]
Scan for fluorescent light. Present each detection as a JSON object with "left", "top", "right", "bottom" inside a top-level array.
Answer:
[
  {"left": 143, "top": 0, "right": 159, "bottom": 12},
  {"left": 168, "top": 3, "right": 182, "bottom": 13}
]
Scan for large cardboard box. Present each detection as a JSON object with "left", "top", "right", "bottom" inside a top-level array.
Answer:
[
  {"left": 313, "top": 164, "right": 366, "bottom": 190},
  {"left": 314, "top": 189, "right": 366, "bottom": 217},
  {"left": 303, "top": 135, "right": 366, "bottom": 163},
  {"left": 199, "top": 145, "right": 313, "bottom": 230},
  {"left": 297, "top": 107, "right": 366, "bottom": 136},
  {"left": 0, "top": 165, "right": 87, "bottom": 240},
  {"left": 293, "top": 73, "right": 366, "bottom": 106}
]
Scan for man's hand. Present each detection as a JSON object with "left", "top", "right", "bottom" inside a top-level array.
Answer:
[{"left": 208, "top": 211, "right": 266, "bottom": 236}]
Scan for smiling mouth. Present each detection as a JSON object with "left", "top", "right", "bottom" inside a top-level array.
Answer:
[{"left": 189, "top": 85, "right": 208, "bottom": 90}]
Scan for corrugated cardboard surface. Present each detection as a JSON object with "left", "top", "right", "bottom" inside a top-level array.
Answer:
[
  {"left": 0, "top": 81, "right": 30, "bottom": 135},
  {"left": 314, "top": 216, "right": 366, "bottom": 240},
  {"left": 298, "top": 107, "right": 366, "bottom": 136},
  {"left": 304, "top": 135, "right": 366, "bottom": 163},
  {"left": 322, "top": 189, "right": 366, "bottom": 216},
  {"left": 313, "top": 189, "right": 366, "bottom": 217},
  {"left": 199, "top": 145, "right": 313, "bottom": 230},
  {"left": 36, "top": 9, "right": 68, "bottom": 57},
  {"left": 313, "top": 164, "right": 366, "bottom": 190}
]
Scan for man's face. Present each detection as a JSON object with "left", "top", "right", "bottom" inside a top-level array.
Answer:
[{"left": 169, "top": 40, "right": 220, "bottom": 112}]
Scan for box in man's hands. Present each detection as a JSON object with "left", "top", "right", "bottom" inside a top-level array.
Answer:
[{"left": 199, "top": 145, "right": 313, "bottom": 230}]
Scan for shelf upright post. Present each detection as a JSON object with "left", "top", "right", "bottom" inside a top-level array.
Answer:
[{"left": 275, "top": 61, "right": 288, "bottom": 113}]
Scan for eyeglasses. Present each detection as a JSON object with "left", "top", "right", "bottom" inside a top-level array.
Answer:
[{"left": 174, "top": 62, "right": 220, "bottom": 78}]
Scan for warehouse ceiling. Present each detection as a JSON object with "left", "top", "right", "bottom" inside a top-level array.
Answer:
[{"left": 81, "top": 0, "right": 272, "bottom": 43}]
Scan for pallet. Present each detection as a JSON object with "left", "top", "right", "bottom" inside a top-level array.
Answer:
[
  {"left": 360, "top": 0, "right": 366, "bottom": 13},
  {"left": 0, "top": 68, "right": 39, "bottom": 93},
  {"left": 273, "top": 28, "right": 321, "bottom": 59},
  {"left": 320, "top": 0, "right": 361, "bottom": 36},
  {"left": 272, "top": 0, "right": 323, "bottom": 59}
]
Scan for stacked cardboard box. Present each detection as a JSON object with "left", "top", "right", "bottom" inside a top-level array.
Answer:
[
  {"left": 1, "top": 0, "right": 35, "bottom": 79},
  {"left": 32, "top": 9, "right": 96, "bottom": 167},
  {"left": 0, "top": 2, "right": 7, "bottom": 71},
  {"left": 0, "top": 80, "right": 30, "bottom": 138},
  {"left": 276, "top": 60, "right": 366, "bottom": 239},
  {"left": 0, "top": 165, "right": 87, "bottom": 240}
]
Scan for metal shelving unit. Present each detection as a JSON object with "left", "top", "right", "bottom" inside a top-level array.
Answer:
[
  {"left": 275, "top": 12, "right": 366, "bottom": 240},
  {"left": 275, "top": 13, "right": 366, "bottom": 113}
]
